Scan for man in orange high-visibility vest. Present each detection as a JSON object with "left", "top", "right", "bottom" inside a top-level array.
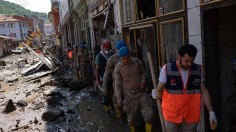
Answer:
[{"left": 152, "top": 44, "right": 217, "bottom": 131}]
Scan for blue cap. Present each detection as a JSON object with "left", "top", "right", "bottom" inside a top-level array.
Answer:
[
  {"left": 79, "top": 44, "right": 86, "bottom": 49},
  {"left": 116, "top": 41, "right": 127, "bottom": 50},
  {"left": 118, "top": 47, "right": 129, "bottom": 57}
]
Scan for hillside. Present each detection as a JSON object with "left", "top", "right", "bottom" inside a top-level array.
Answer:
[{"left": 0, "top": 0, "right": 48, "bottom": 21}]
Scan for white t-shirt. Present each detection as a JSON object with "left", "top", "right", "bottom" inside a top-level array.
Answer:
[{"left": 159, "top": 64, "right": 203, "bottom": 88}]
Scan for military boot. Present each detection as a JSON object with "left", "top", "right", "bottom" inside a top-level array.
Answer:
[{"left": 145, "top": 122, "right": 152, "bottom": 132}]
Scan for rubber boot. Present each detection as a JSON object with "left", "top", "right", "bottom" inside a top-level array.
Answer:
[
  {"left": 145, "top": 122, "right": 152, "bottom": 132},
  {"left": 104, "top": 105, "right": 110, "bottom": 113},
  {"left": 129, "top": 125, "right": 136, "bottom": 132},
  {"left": 114, "top": 105, "right": 122, "bottom": 119}
]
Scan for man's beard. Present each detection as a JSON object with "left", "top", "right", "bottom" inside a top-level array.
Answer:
[{"left": 179, "top": 58, "right": 189, "bottom": 70}]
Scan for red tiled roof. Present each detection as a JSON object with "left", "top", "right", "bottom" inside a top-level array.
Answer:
[
  {"left": 0, "top": 15, "right": 20, "bottom": 22},
  {"left": 12, "top": 15, "right": 34, "bottom": 28}
]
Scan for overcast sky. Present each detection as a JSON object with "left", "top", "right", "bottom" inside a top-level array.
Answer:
[{"left": 4, "top": 0, "right": 51, "bottom": 13}]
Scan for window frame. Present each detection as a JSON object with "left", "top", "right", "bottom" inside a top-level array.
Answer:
[
  {"left": 157, "top": 0, "right": 185, "bottom": 17},
  {"left": 159, "top": 18, "right": 185, "bottom": 64}
]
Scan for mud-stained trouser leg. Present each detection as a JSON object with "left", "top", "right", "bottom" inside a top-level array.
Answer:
[
  {"left": 123, "top": 96, "right": 140, "bottom": 126},
  {"left": 165, "top": 120, "right": 197, "bottom": 132},
  {"left": 140, "top": 92, "right": 153, "bottom": 122},
  {"left": 113, "top": 94, "right": 122, "bottom": 119}
]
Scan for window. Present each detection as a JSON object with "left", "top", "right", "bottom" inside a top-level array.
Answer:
[
  {"left": 0, "top": 34, "right": 6, "bottom": 36},
  {"left": 160, "top": 18, "right": 185, "bottom": 63},
  {"left": 0, "top": 24, "right": 5, "bottom": 28},
  {"left": 137, "top": 0, "right": 156, "bottom": 20},
  {"left": 10, "top": 33, "right": 16, "bottom": 37},
  {"left": 158, "top": 0, "right": 184, "bottom": 16},
  {"left": 122, "top": 0, "right": 132, "bottom": 23},
  {"left": 201, "top": 0, "right": 223, "bottom": 4},
  {"left": 7, "top": 23, "right": 15, "bottom": 28}
]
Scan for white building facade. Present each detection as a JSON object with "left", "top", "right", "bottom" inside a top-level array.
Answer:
[{"left": 0, "top": 20, "right": 28, "bottom": 41}]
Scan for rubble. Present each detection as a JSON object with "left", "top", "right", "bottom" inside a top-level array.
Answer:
[
  {"left": 0, "top": 49, "right": 128, "bottom": 131},
  {"left": 41, "top": 109, "right": 65, "bottom": 121},
  {"left": 0, "top": 60, "right": 6, "bottom": 66},
  {"left": 0, "top": 94, "right": 5, "bottom": 99},
  {"left": 3, "top": 99, "right": 16, "bottom": 114}
]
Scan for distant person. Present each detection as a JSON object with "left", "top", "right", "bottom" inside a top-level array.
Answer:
[
  {"left": 77, "top": 45, "right": 90, "bottom": 81},
  {"left": 114, "top": 47, "right": 153, "bottom": 132},
  {"left": 102, "top": 41, "right": 127, "bottom": 120},
  {"left": 95, "top": 39, "right": 114, "bottom": 112}
]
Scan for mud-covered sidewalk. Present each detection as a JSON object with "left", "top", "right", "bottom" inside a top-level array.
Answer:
[{"left": 0, "top": 53, "right": 129, "bottom": 132}]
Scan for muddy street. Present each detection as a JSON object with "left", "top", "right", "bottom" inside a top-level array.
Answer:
[{"left": 0, "top": 53, "right": 129, "bottom": 132}]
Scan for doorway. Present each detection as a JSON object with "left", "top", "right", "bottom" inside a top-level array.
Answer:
[{"left": 203, "top": 4, "right": 236, "bottom": 132}]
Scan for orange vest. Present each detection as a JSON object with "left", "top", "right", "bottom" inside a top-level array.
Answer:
[
  {"left": 162, "top": 62, "right": 201, "bottom": 123},
  {"left": 68, "top": 51, "right": 72, "bottom": 59}
]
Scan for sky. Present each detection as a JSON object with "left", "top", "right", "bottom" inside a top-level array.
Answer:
[{"left": 5, "top": 0, "right": 51, "bottom": 13}]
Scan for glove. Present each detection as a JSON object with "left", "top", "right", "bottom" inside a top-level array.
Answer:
[
  {"left": 151, "top": 89, "right": 162, "bottom": 99},
  {"left": 209, "top": 111, "right": 217, "bottom": 130}
]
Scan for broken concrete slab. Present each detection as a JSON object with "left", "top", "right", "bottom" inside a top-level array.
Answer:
[
  {"left": 17, "top": 58, "right": 27, "bottom": 68},
  {"left": 5, "top": 75, "right": 18, "bottom": 83},
  {"left": 32, "top": 102, "right": 44, "bottom": 110},
  {"left": 20, "top": 61, "right": 43, "bottom": 76},
  {"left": 43, "top": 87, "right": 58, "bottom": 96},
  {"left": 3, "top": 99, "right": 16, "bottom": 114},
  {"left": 41, "top": 109, "right": 65, "bottom": 121},
  {"left": 0, "top": 60, "right": 6, "bottom": 66},
  {"left": 23, "top": 67, "right": 59, "bottom": 81},
  {"left": 17, "top": 100, "right": 27, "bottom": 107},
  {"left": 23, "top": 70, "right": 53, "bottom": 80},
  {"left": 21, "top": 43, "right": 55, "bottom": 70},
  {"left": 0, "top": 94, "right": 5, "bottom": 99}
]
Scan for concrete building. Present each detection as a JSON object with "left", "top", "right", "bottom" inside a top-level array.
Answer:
[
  {"left": 48, "top": 0, "right": 60, "bottom": 46},
  {"left": 72, "top": 0, "right": 90, "bottom": 48},
  {"left": 87, "top": 0, "right": 121, "bottom": 50},
  {"left": 12, "top": 15, "right": 34, "bottom": 33},
  {"left": 0, "top": 15, "right": 28, "bottom": 41},
  {"left": 59, "top": 0, "right": 72, "bottom": 50}
]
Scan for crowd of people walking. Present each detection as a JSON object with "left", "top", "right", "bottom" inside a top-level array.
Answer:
[{"left": 62, "top": 39, "right": 218, "bottom": 132}]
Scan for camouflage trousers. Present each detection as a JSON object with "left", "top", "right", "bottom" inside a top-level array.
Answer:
[
  {"left": 79, "top": 63, "right": 91, "bottom": 81},
  {"left": 123, "top": 89, "right": 153, "bottom": 126}
]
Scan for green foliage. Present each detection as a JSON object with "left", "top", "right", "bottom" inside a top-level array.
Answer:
[{"left": 0, "top": 0, "right": 48, "bottom": 21}]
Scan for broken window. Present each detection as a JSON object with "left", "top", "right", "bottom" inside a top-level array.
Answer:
[{"left": 137, "top": 0, "right": 156, "bottom": 20}]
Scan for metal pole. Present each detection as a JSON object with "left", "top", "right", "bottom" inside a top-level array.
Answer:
[{"left": 147, "top": 52, "right": 166, "bottom": 132}]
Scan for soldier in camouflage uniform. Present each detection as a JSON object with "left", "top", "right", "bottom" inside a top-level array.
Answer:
[
  {"left": 77, "top": 45, "right": 90, "bottom": 81},
  {"left": 102, "top": 41, "right": 127, "bottom": 120},
  {"left": 114, "top": 47, "right": 153, "bottom": 132}
]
